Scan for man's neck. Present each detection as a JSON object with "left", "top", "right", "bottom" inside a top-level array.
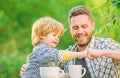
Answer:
[{"left": 77, "top": 45, "right": 87, "bottom": 51}]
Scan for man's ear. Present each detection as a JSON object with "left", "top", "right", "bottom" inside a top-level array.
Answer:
[{"left": 92, "top": 21, "right": 95, "bottom": 31}]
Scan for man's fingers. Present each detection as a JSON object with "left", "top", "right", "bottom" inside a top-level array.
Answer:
[
  {"left": 23, "top": 64, "right": 27, "bottom": 69},
  {"left": 88, "top": 55, "right": 94, "bottom": 60},
  {"left": 20, "top": 64, "right": 27, "bottom": 76},
  {"left": 20, "top": 70, "right": 24, "bottom": 76}
]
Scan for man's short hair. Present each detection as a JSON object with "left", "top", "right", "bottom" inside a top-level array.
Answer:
[{"left": 68, "top": 6, "right": 93, "bottom": 23}]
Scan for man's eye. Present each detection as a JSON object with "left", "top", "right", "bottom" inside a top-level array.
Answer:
[
  {"left": 73, "top": 26, "right": 78, "bottom": 29},
  {"left": 82, "top": 25, "right": 87, "bottom": 28}
]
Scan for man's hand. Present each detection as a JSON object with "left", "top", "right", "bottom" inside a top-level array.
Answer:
[
  {"left": 20, "top": 64, "right": 27, "bottom": 76},
  {"left": 87, "top": 48, "right": 103, "bottom": 60},
  {"left": 88, "top": 49, "right": 120, "bottom": 60}
]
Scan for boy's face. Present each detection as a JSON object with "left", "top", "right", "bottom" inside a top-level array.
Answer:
[{"left": 41, "top": 32, "right": 60, "bottom": 48}]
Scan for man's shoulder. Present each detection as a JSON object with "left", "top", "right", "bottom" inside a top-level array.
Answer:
[
  {"left": 94, "top": 36, "right": 115, "bottom": 43},
  {"left": 93, "top": 36, "right": 120, "bottom": 49}
]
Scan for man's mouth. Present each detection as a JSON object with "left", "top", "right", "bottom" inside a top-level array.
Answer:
[
  {"left": 75, "top": 35, "right": 87, "bottom": 41},
  {"left": 76, "top": 35, "right": 85, "bottom": 38}
]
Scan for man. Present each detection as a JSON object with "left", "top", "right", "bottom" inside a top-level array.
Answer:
[
  {"left": 20, "top": 6, "right": 120, "bottom": 78},
  {"left": 63, "top": 5, "right": 120, "bottom": 78}
]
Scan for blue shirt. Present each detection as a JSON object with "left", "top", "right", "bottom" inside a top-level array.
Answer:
[{"left": 21, "top": 42, "right": 63, "bottom": 78}]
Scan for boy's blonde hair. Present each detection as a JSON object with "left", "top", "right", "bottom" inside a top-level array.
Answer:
[{"left": 32, "top": 16, "right": 65, "bottom": 46}]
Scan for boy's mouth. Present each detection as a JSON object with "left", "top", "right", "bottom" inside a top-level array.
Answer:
[{"left": 53, "top": 41, "right": 58, "bottom": 45}]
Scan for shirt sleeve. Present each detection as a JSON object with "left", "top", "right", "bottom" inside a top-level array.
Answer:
[
  {"left": 35, "top": 47, "right": 63, "bottom": 63},
  {"left": 107, "top": 38, "right": 120, "bottom": 77}
]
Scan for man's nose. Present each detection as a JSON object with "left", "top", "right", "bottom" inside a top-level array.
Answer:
[{"left": 77, "top": 28, "right": 83, "bottom": 34}]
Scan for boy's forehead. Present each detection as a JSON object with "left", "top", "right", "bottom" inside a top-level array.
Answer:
[{"left": 52, "top": 31, "right": 61, "bottom": 35}]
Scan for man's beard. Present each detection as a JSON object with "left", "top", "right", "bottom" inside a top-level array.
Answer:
[
  {"left": 77, "top": 40, "right": 90, "bottom": 47},
  {"left": 74, "top": 35, "right": 92, "bottom": 47}
]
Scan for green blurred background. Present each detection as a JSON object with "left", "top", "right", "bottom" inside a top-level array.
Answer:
[{"left": 0, "top": 0, "right": 120, "bottom": 77}]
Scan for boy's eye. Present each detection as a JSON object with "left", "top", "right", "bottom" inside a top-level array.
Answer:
[
  {"left": 53, "top": 34, "right": 56, "bottom": 36},
  {"left": 53, "top": 34, "right": 60, "bottom": 38}
]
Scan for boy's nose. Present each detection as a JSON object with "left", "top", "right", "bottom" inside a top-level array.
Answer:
[{"left": 55, "top": 36, "right": 59, "bottom": 41}]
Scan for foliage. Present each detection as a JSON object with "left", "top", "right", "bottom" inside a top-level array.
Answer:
[{"left": 0, "top": 0, "right": 119, "bottom": 77}]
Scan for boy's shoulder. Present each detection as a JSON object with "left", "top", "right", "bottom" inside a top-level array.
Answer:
[
  {"left": 31, "top": 42, "right": 49, "bottom": 54},
  {"left": 34, "top": 42, "right": 49, "bottom": 49},
  {"left": 27, "top": 42, "right": 50, "bottom": 58}
]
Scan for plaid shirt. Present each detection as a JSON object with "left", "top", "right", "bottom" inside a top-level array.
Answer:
[
  {"left": 21, "top": 42, "right": 63, "bottom": 78},
  {"left": 63, "top": 36, "right": 120, "bottom": 78}
]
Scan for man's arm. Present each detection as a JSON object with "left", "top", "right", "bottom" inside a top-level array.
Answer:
[
  {"left": 88, "top": 49, "right": 120, "bottom": 60},
  {"left": 20, "top": 64, "right": 27, "bottom": 76}
]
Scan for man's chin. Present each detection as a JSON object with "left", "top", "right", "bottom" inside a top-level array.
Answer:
[
  {"left": 75, "top": 37, "right": 92, "bottom": 46},
  {"left": 78, "top": 44, "right": 88, "bottom": 47},
  {"left": 77, "top": 41, "right": 89, "bottom": 46}
]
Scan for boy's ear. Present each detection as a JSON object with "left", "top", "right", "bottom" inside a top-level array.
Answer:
[{"left": 40, "top": 35, "right": 44, "bottom": 39}]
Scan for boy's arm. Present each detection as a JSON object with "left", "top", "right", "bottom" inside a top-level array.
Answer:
[{"left": 62, "top": 50, "right": 87, "bottom": 61}]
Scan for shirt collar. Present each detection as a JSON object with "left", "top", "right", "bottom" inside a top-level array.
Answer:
[{"left": 87, "top": 36, "right": 95, "bottom": 48}]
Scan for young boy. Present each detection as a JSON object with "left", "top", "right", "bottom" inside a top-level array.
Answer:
[{"left": 21, "top": 16, "right": 87, "bottom": 78}]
